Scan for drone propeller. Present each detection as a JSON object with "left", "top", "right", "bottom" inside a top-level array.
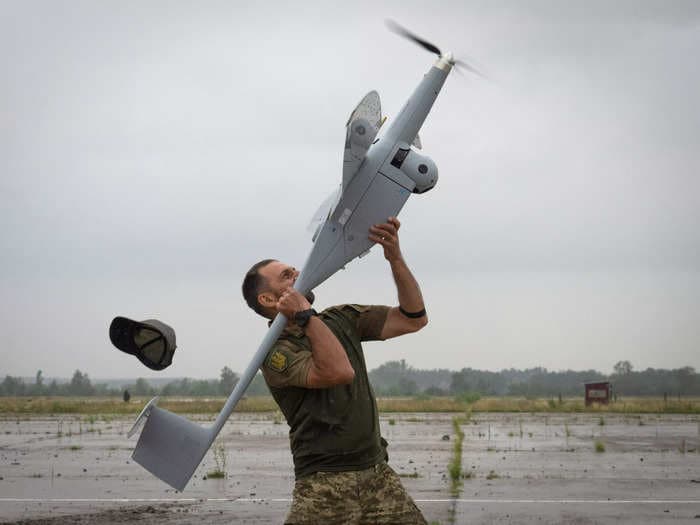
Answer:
[
  {"left": 385, "top": 19, "right": 441, "bottom": 56},
  {"left": 385, "top": 19, "right": 486, "bottom": 79},
  {"left": 453, "top": 58, "right": 487, "bottom": 79}
]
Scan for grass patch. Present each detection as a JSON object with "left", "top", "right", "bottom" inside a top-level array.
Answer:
[
  {"left": 388, "top": 418, "right": 396, "bottom": 426},
  {"left": 447, "top": 416, "right": 466, "bottom": 496},
  {"left": 0, "top": 396, "right": 279, "bottom": 415},
  {"left": 565, "top": 423, "right": 572, "bottom": 438},
  {"left": 486, "top": 470, "right": 499, "bottom": 480},
  {"left": 1, "top": 396, "right": 698, "bottom": 415},
  {"left": 456, "top": 392, "right": 481, "bottom": 404},
  {"left": 67, "top": 445, "right": 82, "bottom": 451},
  {"left": 595, "top": 440, "right": 606, "bottom": 453},
  {"left": 205, "top": 438, "right": 227, "bottom": 480}
]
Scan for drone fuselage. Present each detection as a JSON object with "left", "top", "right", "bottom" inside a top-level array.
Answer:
[{"left": 296, "top": 58, "right": 451, "bottom": 293}]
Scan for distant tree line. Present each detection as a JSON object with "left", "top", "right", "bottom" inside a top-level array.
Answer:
[
  {"left": 1, "top": 360, "right": 698, "bottom": 397},
  {"left": 0, "top": 367, "right": 270, "bottom": 397},
  {"left": 368, "top": 359, "right": 700, "bottom": 398}
]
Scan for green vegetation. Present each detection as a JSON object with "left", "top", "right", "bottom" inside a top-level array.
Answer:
[
  {"left": 456, "top": 392, "right": 481, "bottom": 404},
  {"left": 565, "top": 422, "right": 572, "bottom": 438},
  {"left": 595, "top": 440, "right": 606, "bottom": 453},
  {"left": 206, "top": 439, "right": 227, "bottom": 479},
  {"left": 0, "top": 396, "right": 279, "bottom": 415},
  {"left": 448, "top": 416, "right": 466, "bottom": 495},
  {"left": 3, "top": 360, "right": 699, "bottom": 402},
  {"left": 1, "top": 396, "right": 698, "bottom": 415},
  {"left": 486, "top": 470, "right": 500, "bottom": 480},
  {"left": 0, "top": 368, "right": 271, "bottom": 398},
  {"left": 369, "top": 360, "right": 700, "bottom": 397}
]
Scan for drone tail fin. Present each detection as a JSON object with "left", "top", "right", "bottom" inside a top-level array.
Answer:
[{"left": 132, "top": 405, "right": 213, "bottom": 491}]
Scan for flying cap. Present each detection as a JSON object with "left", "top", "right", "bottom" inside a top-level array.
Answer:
[{"left": 109, "top": 316, "right": 177, "bottom": 371}]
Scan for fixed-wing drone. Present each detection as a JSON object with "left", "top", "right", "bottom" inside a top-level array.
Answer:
[{"left": 126, "top": 21, "right": 480, "bottom": 491}]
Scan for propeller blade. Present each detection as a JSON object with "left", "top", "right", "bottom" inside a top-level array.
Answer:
[
  {"left": 454, "top": 59, "right": 488, "bottom": 79},
  {"left": 386, "top": 19, "right": 441, "bottom": 56}
]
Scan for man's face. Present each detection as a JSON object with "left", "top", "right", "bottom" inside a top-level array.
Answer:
[
  {"left": 256, "top": 261, "right": 315, "bottom": 315},
  {"left": 258, "top": 261, "right": 299, "bottom": 302}
]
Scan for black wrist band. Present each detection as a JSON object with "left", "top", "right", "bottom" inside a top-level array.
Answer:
[{"left": 399, "top": 306, "right": 426, "bottom": 318}]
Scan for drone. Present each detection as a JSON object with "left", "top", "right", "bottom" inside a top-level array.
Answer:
[{"left": 124, "top": 21, "right": 481, "bottom": 491}]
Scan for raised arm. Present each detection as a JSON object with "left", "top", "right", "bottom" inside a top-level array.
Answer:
[
  {"left": 276, "top": 289, "right": 355, "bottom": 388},
  {"left": 368, "top": 217, "right": 429, "bottom": 340}
]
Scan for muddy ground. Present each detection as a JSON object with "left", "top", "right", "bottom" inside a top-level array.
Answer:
[{"left": 0, "top": 412, "right": 698, "bottom": 524}]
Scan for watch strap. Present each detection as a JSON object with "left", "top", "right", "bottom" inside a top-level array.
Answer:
[{"left": 294, "top": 308, "right": 318, "bottom": 327}]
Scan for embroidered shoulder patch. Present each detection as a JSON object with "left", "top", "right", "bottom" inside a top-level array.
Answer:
[{"left": 267, "top": 350, "right": 289, "bottom": 372}]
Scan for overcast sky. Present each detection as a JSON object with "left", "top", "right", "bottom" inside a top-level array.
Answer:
[{"left": 2, "top": 1, "right": 699, "bottom": 380}]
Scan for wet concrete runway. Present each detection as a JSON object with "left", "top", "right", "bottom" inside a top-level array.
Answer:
[{"left": 1, "top": 412, "right": 698, "bottom": 523}]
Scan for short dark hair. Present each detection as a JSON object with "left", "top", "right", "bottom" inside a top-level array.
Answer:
[{"left": 242, "top": 259, "right": 277, "bottom": 317}]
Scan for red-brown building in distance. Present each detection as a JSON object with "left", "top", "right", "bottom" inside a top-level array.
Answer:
[{"left": 584, "top": 381, "right": 612, "bottom": 405}]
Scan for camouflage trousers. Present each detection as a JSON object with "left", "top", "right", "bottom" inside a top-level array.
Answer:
[{"left": 285, "top": 462, "right": 427, "bottom": 525}]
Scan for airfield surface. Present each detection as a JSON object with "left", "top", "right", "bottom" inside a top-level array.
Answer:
[{"left": 0, "top": 412, "right": 698, "bottom": 524}]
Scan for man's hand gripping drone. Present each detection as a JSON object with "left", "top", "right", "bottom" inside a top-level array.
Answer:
[{"left": 122, "top": 21, "right": 481, "bottom": 491}]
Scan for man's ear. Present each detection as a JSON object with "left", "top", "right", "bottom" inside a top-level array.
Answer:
[{"left": 258, "top": 292, "right": 276, "bottom": 309}]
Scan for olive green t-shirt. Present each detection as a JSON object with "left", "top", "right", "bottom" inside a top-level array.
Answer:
[{"left": 261, "top": 304, "right": 390, "bottom": 479}]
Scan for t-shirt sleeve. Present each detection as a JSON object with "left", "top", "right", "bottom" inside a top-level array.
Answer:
[
  {"left": 261, "top": 339, "right": 312, "bottom": 388},
  {"left": 343, "top": 304, "right": 391, "bottom": 342}
]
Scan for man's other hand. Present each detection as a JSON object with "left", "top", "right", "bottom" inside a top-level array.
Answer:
[{"left": 369, "top": 217, "right": 403, "bottom": 263}]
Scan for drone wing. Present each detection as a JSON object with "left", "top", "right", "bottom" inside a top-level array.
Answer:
[
  {"left": 306, "top": 185, "right": 341, "bottom": 242},
  {"left": 343, "top": 91, "right": 383, "bottom": 190}
]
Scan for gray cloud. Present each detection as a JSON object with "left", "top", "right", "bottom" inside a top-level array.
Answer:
[{"left": 2, "top": 1, "right": 699, "bottom": 378}]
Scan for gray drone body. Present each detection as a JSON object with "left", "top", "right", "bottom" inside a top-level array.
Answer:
[{"left": 129, "top": 47, "right": 456, "bottom": 492}]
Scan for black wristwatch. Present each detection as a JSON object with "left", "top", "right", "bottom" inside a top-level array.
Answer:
[{"left": 294, "top": 308, "right": 318, "bottom": 328}]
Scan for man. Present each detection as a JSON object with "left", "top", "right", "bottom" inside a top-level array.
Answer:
[{"left": 241, "top": 217, "right": 429, "bottom": 525}]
